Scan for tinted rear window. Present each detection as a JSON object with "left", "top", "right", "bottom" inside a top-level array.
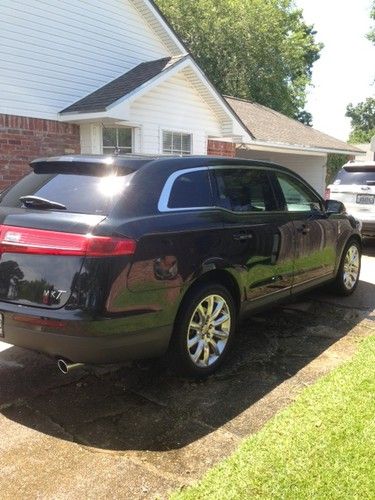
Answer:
[
  {"left": 0, "top": 172, "right": 133, "bottom": 214},
  {"left": 168, "top": 170, "right": 212, "bottom": 209},
  {"left": 334, "top": 168, "right": 375, "bottom": 186}
]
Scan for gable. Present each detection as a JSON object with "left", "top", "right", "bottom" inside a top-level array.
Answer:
[
  {"left": 130, "top": 70, "right": 224, "bottom": 133},
  {"left": 131, "top": 0, "right": 185, "bottom": 55},
  {"left": 0, "top": 0, "right": 175, "bottom": 120},
  {"left": 129, "top": 70, "right": 224, "bottom": 153},
  {"left": 59, "top": 55, "right": 251, "bottom": 143}
]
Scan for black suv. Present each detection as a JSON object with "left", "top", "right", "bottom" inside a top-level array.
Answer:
[{"left": 0, "top": 155, "right": 361, "bottom": 376}]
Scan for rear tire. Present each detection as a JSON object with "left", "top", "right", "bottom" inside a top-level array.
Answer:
[
  {"left": 331, "top": 239, "right": 361, "bottom": 296},
  {"left": 168, "top": 283, "right": 236, "bottom": 378}
]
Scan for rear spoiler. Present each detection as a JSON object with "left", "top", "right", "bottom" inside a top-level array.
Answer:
[
  {"left": 343, "top": 165, "right": 375, "bottom": 172},
  {"left": 30, "top": 155, "right": 152, "bottom": 174},
  {"left": 343, "top": 160, "right": 375, "bottom": 171}
]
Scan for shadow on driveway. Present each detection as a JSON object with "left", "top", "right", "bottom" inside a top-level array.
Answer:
[{"left": 2, "top": 277, "right": 374, "bottom": 458}]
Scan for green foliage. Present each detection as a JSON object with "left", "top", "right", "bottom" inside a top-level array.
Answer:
[
  {"left": 367, "top": 0, "right": 375, "bottom": 44},
  {"left": 349, "top": 128, "right": 375, "bottom": 143},
  {"left": 155, "top": 0, "right": 322, "bottom": 121},
  {"left": 296, "top": 110, "right": 313, "bottom": 126},
  {"left": 326, "top": 154, "right": 349, "bottom": 185},
  {"left": 346, "top": 97, "right": 375, "bottom": 143}
]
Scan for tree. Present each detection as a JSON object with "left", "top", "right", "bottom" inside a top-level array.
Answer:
[
  {"left": 326, "top": 154, "right": 349, "bottom": 185},
  {"left": 296, "top": 110, "right": 313, "bottom": 127},
  {"left": 367, "top": 0, "right": 375, "bottom": 44},
  {"left": 346, "top": 97, "right": 375, "bottom": 143},
  {"left": 155, "top": 0, "right": 322, "bottom": 122}
]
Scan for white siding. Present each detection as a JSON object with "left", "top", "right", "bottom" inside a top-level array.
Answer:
[
  {"left": 0, "top": 0, "right": 171, "bottom": 120},
  {"left": 129, "top": 72, "right": 223, "bottom": 155},
  {"left": 237, "top": 149, "right": 327, "bottom": 195}
]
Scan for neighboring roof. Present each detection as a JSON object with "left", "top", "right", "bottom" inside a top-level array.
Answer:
[
  {"left": 225, "top": 96, "right": 363, "bottom": 155},
  {"left": 61, "top": 56, "right": 186, "bottom": 114}
]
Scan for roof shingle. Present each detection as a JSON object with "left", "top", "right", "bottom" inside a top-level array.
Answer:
[
  {"left": 61, "top": 56, "right": 186, "bottom": 114},
  {"left": 225, "top": 96, "right": 362, "bottom": 154}
]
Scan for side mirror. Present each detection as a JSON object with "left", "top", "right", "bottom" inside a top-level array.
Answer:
[{"left": 325, "top": 199, "right": 346, "bottom": 215}]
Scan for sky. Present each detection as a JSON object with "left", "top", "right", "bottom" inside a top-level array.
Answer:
[{"left": 296, "top": 0, "right": 375, "bottom": 141}]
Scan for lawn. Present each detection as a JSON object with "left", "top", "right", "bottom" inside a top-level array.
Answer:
[{"left": 172, "top": 335, "right": 375, "bottom": 500}]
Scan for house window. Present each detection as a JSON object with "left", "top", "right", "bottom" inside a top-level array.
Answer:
[
  {"left": 162, "top": 131, "right": 192, "bottom": 155},
  {"left": 102, "top": 127, "right": 132, "bottom": 154}
]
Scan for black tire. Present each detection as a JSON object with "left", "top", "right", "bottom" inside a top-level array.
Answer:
[
  {"left": 168, "top": 283, "right": 236, "bottom": 378},
  {"left": 332, "top": 239, "right": 361, "bottom": 296}
]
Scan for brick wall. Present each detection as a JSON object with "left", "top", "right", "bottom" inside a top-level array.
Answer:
[
  {"left": 207, "top": 139, "right": 236, "bottom": 157},
  {"left": 0, "top": 113, "right": 80, "bottom": 190}
]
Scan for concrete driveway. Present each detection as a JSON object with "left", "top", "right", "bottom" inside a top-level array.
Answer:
[{"left": 1, "top": 242, "right": 375, "bottom": 499}]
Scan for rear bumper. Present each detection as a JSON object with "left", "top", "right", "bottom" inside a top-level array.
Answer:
[{"left": 0, "top": 304, "right": 172, "bottom": 363}]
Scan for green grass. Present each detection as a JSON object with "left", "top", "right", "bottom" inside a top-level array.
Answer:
[{"left": 172, "top": 335, "right": 375, "bottom": 500}]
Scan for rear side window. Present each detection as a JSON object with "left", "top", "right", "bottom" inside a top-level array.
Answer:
[
  {"left": 167, "top": 170, "right": 212, "bottom": 209},
  {"left": 214, "top": 168, "right": 277, "bottom": 212},
  {"left": 0, "top": 172, "right": 132, "bottom": 215},
  {"left": 334, "top": 167, "right": 375, "bottom": 186}
]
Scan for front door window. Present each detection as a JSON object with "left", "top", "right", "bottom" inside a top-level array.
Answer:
[{"left": 276, "top": 173, "right": 322, "bottom": 212}]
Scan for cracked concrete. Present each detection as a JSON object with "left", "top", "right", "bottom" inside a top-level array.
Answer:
[{"left": 1, "top": 241, "right": 375, "bottom": 499}]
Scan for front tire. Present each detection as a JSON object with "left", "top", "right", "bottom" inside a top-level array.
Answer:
[
  {"left": 332, "top": 239, "right": 361, "bottom": 296},
  {"left": 169, "top": 283, "right": 236, "bottom": 378}
]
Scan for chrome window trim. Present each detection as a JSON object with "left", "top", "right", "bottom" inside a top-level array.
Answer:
[{"left": 158, "top": 164, "right": 323, "bottom": 214}]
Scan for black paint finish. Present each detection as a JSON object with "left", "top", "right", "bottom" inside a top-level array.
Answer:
[{"left": 0, "top": 155, "right": 361, "bottom": 363}]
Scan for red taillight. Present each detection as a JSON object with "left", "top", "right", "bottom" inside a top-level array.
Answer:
[
  {"left": 0, "top": 225, "right": 136, "bottom": 257},
  {"left": 325, "top": 188, "right": 331, "bottom": 200}
]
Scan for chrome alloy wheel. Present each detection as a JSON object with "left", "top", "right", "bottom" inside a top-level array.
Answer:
[
  {"left": 187, "top": 294, "right": 231, "bottom": 368},
  {"left": 343, "top": 245, "right": 360, "bottom": 290}
]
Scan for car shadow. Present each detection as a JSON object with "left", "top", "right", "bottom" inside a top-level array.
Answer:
[{"left": 2, "top": 276, "right": 374, "bottom": 454}]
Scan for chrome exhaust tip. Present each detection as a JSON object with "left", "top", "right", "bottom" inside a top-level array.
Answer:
[{"left": 57, "top": 358, "right": 85, "bottom": 374}]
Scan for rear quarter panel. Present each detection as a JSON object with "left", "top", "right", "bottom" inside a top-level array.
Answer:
[{"left": 106, "top": 211, "right": 245, "bottom": 316}]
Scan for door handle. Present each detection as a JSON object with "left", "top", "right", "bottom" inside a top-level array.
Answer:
[
  {"left": 297, "top": 224, "right": 310, "bottom": 235},
  {"left": 233, "top": 231, "right": 253, "bottom": 241}
]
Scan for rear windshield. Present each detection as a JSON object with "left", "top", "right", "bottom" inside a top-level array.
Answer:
[
  {"left": 0, "top": 172, "right": 133, "bottom": 214},
  {"left": 333, "top": 167, "right": 375, "bottom": 186}
]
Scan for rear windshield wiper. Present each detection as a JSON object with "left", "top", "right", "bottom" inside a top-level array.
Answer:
[
  {"left": 366, "top": 180, "right": 375, "bottom": 185},
  {"left": 20, "top": 195, "right": 66, "bottom": 210}
]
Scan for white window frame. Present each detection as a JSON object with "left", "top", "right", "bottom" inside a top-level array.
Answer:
[
  {"left": 102, "top": 126, "right": 133, "bottom": 154},
  {"left": 161, "top": 129, "right": 192, "bottom": 155}
]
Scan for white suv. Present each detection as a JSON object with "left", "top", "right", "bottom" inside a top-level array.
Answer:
[{"left": 327, "top": 160, "right": 375, "bottom": 237}]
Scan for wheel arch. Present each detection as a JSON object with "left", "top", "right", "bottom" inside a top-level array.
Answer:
[
  {"left": 176, "top": 269, "right": 243, "bottom": 321},
  {"left": 335, "top": 233, "right": 362, "bottom": 275}
]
